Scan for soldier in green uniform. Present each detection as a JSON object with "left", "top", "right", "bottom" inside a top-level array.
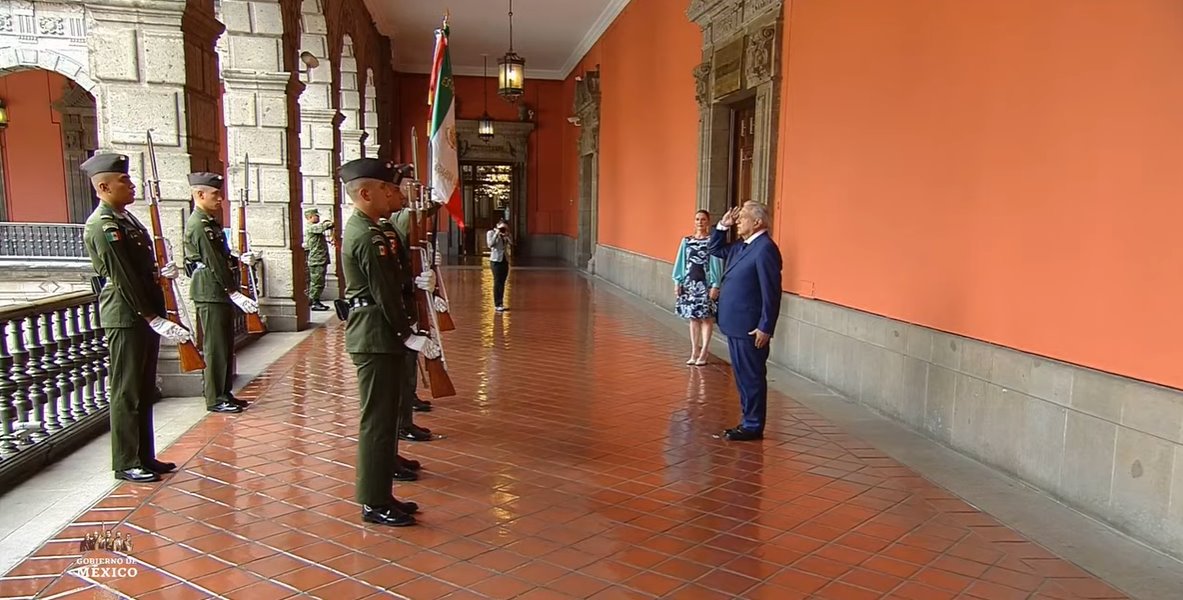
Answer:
[
  {"left": 340, "top": 157, "right": 435, "bottom": 526},
  {"left": 304, "top": 208, "right": 334, "bottom": 311},
  {"left": 182, "top": 172, "right": 260, "bottom": 414},
  {"left": 81, "top": 153, "right": 190, "bottom": 483},
  {"left": 385, "top": 167, "right": 441, "bottom": 439}
]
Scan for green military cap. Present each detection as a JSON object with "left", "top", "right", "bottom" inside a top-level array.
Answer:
[
  {"left": 340, "top": 158, "right": 394, "bottom": 184},
  {"left": 187, "top": 172, "right": 224, "bottom": 189},
  {"left": 304, "top": 208, "right": 319, "bottom": 216},
  {"left": 80, "top": 153, "right": 129, "bottom": 178}
]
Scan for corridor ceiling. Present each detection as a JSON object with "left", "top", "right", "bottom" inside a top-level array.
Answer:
[{"left": 365, "top": 0, "right": 629, "bottom": 80}]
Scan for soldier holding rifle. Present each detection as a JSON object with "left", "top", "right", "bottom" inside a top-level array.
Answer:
[
  {"left": 304, "top": 208, "right": 334, "bottom": 311},
  {"left": 80, "top": 153, "right": 190, "bottom": 483},
  {"left": 338, "top": 157, "right": 436, "bottom": 526},
  {"left": 183, "top": 172, "right": 260, "bottom": 414}
]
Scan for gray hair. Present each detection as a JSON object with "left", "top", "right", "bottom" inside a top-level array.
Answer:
[{"left": 743, "top": 201, "right": 771, "bottom": 229}]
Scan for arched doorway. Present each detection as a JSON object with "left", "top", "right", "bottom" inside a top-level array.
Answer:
[{"left": 0, "top": 68, "right": 97, "bottom": 224}]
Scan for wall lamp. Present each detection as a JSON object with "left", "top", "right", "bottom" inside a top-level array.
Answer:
[{"left": 0, "top": 99, "right": 8, "bottom": 129}]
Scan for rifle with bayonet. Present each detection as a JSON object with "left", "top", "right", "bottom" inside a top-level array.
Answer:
[
  {"left": 410, "top": 126, "right": 455, "bottom": 398},
  {"left": 236, "top": 154, "right": 266, "bottom": 334},
  {"left": 144, "top": 131, "right": 206, "bottom": 372}
]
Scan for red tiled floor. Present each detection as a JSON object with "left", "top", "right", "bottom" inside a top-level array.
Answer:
[{"left": 0, "top": 269, "right": 1134, "bottom": 598}]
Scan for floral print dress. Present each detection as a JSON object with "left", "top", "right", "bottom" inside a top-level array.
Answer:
[{"left": 672, "top": 236, "right": 723, "bottom": 320}]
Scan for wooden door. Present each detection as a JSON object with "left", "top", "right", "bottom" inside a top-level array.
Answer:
[{"left": 729, "top": 98, "right": 756, "bottom": 210}]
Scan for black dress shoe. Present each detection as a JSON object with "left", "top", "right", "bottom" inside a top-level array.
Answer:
[
  {"left": 397, "top": 454, "right": 422, "bottom": 471},
  {"left": 311, "top": 302, "right": 330, "bottom": 311},
  {"left": 208, "top": 401, "right": 242, "bottom": 414},
  {"left": 144, "top": 458, "right": 177, "bottom": 474},
  {"left": 393, "top": 499, "right": 420, "bottom": 514},
  {"left": 362, "top": 505, "right": 416, "bottom": 527},
  {"left": 227, "top": 395, "right": 249, "bottom": 408},
  {"left": 412, "top": 398, "right": 433, "bottom": 412},
  {"left": 399, "top": 425, "right": 433, "bottom": 442},
  {"left": 393, "top": 466, "right": 419, "bottom": 481},
  {"left": 115, "top": 467, "right": 161, "bottom": 483},
  {"left": 723, "top": 428, "right": 763, "bottom": 441}
]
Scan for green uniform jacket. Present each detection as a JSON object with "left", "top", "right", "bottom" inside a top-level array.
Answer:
[
  {"left": 304, "top": 220, "right": 333, "bottom": 266},
  {"left": 184, "top": 207, "right": 240, "bottom": 304},
  {"left": 82, "top": 204, "right": 166, "bottom": 328},
  {"left": 342, "top": 210, "right": 413, "bottom": 354},
  {"left": 378, "top": 217, "right": 417, "bottom": 317}
]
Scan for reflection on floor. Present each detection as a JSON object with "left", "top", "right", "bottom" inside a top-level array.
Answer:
[{"left": 0, "top": 269, "right": 1137, "bottom": 599}]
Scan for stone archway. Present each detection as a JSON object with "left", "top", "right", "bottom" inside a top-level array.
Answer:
[
  {"left": 456, "top": 119, "right": 534, "bottom": 257},
  {"left": 687, "top": 0, "right": 784, "bottom": 218}
]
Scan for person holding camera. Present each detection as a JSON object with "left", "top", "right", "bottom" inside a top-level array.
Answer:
[{"left": 486, "top": 219, "right": 512, "bottom": 312}]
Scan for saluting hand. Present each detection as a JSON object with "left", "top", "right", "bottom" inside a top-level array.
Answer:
[{"left": 719, "top": 206, "right": 742, "bottom": 228}]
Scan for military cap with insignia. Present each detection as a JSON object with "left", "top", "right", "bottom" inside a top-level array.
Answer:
[
  {"left": 187, "top": 172, "right": 225, "bottom": 190},
  {"left": 80, "top": 153, "right": 130, "bottom": 178},
  {"left": 340, "top": 158, "right": 395, "bottom": 184},
  {"left": 305, "top": 207, "right": 320, "bottom": 217}
]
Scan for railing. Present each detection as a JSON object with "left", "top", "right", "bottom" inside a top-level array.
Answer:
[
  {"left": 0, "top": 223, "right": 87, "bottom": 261},
  {"left": 0, "top": 291, "right": 108, "bottom": 487}
]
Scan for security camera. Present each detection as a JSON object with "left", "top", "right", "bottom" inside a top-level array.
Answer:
[
  {"left": 567, "top": 116, "right": 581, "bottom": 126},
  {"left": 575, "top": 75, "right": 583, "bottom": 82}
]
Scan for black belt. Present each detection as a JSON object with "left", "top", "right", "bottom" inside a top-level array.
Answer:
[{"left": 348, "top": 296, "right": 375, "bottom": 308}]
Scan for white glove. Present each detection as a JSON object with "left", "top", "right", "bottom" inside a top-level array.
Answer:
[
  {"left": 420, "top": 337, "right": 442, "bottom": 359},
  {"left": 239, "top": 251, "right": 259, "bottom": 266},
  {"left": 404, "top": 333, "right": 429, "bottom": 353},
  {"left": 414, "top": 271, "right": 436, "bottom": 293},
  {"left": 433, "top": 296, "right": 449, "bottom": 314},
  {"left": 148, "top": 317, "right": 191, "bottom": 344},
  {"left": 229, "top": 291, "right": 259, "bottom": 314},
  {"left": 159, "top": 263, "right": 179, "bottom": 280}
]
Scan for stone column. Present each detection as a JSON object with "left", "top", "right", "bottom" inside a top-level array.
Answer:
[
  {"left": 219, "top": 0, "right": 301, "bottom": 331},
  {"left": 86, "top": 0, "right": 201, "bottom": 395}
]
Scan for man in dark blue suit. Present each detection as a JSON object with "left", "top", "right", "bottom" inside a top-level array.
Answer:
[{"left": 708, "top": 201, "right": 782, "bottom": 441}]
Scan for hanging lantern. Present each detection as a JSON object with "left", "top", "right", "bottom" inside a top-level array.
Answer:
[
  {"left": 480, "top": 55, "right": 495, "bottom": 141},
  {"left": 497, "top": 0, "right": 525, "bottom": 102}
]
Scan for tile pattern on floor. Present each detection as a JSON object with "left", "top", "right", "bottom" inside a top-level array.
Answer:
[{"left": 0, "top": 270, "right": 1130, "bottom": 599}]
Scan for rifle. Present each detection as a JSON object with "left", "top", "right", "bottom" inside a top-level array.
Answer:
[
  {"left": 236, "top": 154, "right": 266, "bottom": 334},
  {"left": 413, "top": 128, "right": 456, "bottom": 332},
  {"left": 144, "top": 131, "right": 206, "bottom": 372},
  {"left": 410, "top": 127, "right": 455, "bottom": 398}
]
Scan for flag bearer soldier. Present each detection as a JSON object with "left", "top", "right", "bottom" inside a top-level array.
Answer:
[
  {"left": 339, "top": 157, "right": 435, "bottom": 526},
  {"left": 81, "top": 153, "right": 190, "bottom": 483},
  {"left": 183, "top": 172, "right": 260, "bottom": 414}
]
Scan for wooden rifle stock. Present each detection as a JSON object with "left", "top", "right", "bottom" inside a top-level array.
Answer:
[
  {"left": 410, "top": 126, "right": 455, "bottom": 332},
  {"left": 236, "top": 155, "right": 266, "bottom": 334},
  {"left": 144, "top": 131, "right": 205, "bottom": 372}
]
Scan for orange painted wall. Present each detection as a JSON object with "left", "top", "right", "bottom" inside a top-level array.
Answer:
[
  {"left": 572, "top": 0, "right": 1183, "bottom": 388},
  {"left": 773, "top": 0, "right": 1183, "bottom": 389},
  {"left": 561, "top": 0, "right": 702, "bottom": 262},
  {"left": 394, "top": 73, "right": 572, "bottom": 235},
  {"left": 0, "top": 70, "right": 69, "bottom": 223}
]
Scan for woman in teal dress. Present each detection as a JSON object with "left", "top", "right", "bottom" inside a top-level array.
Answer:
[{"left": 672, "top": 210, "right": 724, "bottom": 366}]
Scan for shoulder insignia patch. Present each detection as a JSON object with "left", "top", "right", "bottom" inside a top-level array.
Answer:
[
  {"left": 377, "top": 244, "right": 388, "bottom": 257},
  {"left": 105, "top": 230, "right": 123, "bottom": 243}
]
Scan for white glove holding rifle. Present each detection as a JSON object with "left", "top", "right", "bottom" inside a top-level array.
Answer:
[
  {"left": 229, "top": 291, "right": 259, "bottom": 314},
  {"left": 147, "top": 316, "right": 191, "bottom": 344}
]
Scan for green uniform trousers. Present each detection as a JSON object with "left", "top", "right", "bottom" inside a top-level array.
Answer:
[
  {"left": 197, "top": 302, "right": 234, "bottom": 409},
  {"left": 308, "top": 262, "right": 327, "bottom": 302},
  {"left": 351, "top": 352, "right": 405, "bottom": 506},
  {"left": 400, "top": 350, "right": 419, "bottom": 425},
  {"left": 106, "top": 322, "right": 160, "bottom": 471}
]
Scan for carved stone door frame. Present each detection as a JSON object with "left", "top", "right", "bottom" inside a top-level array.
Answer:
[
  {"left": 457, "top": 119, "right": 534, "bottom": 253},
  {"left": 574, "top": 69, "right": 600, "bottom": 270},
  {"left": 51, "top": 81, "right": 98, "bottom": 224},
  {"left": 688, "top": 0, "right": 783, "bottom": 220}
]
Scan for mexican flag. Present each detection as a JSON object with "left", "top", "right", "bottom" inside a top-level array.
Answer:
[{"left": 428, "top": 23, "right": 465, "bottom": 230}]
